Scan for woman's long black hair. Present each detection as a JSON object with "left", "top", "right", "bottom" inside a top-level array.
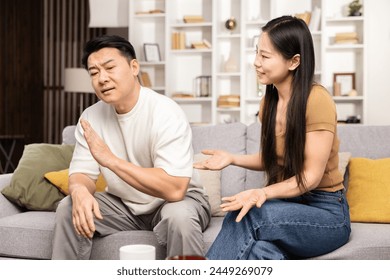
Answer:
[{"left": 260, "top": 16, "right": 315, "bottom": 191}]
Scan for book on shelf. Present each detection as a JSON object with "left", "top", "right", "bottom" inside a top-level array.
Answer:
[
  {"left": 191, "top": 39, "right": 212, "bottom": 49},
  {"left": 335, "top": 32, "right": 358, "bottom": 39},
  {"left": 294, "top": 7, "right": 321, "bottom": 32},
  {"left": 149, "top": 9, "right": 164, "bottom": 14},
  {"left": 295, "top": 11, "right": 311, "bottom": 25},
  {"left": 172, "top": 92, "right": 195, "bottom": 98},
  {"left": 217, "top": 95, "right": 240, "bottom": 107},
  {"left": 335, "top": 32, "right": 359, "bottom": 44},
  {"left": 202, "top": 39, "right": 211, "bottom": 48},
  {"left": 135, "top": 9, "right": 164, "bottom": 15},
  {"left": 183, "top": 15, "right": 204, "bottom": 23},
  {"left": 334, "top": 39, "right": 359, "bottom": 44},
  {"left": 171, "top": 32, "right": 186, "bottom": 50},
  {"left": 191, "top": 42, "right": 207, "bottom": 49},
  {"left": 138, "top": 71, "right": 152, "bottom": 87}
]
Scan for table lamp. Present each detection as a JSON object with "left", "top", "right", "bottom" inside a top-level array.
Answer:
[{"left": 64, "top": 68, "right": 95, "bottom": 115}]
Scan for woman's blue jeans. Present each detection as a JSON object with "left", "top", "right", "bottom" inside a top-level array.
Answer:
[{"left": 206, "top": 190, "right": 351, "bottom": 260}]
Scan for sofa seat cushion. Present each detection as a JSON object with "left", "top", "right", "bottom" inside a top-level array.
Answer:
[
  {"left": 312, "top": 223, "right": 390, "bottom": 259},
  {"left": 0, "top": 212, "right": 55, "bottom": 259}
]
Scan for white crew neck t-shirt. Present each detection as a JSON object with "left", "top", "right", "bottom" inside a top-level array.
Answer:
[{"left": 69, "top": 87, "right": 204, "bottom": 215}]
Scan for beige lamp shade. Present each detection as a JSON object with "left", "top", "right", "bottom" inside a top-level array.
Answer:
[
  {"left": 88, "top": 0, "right": 129, "bottom": 27},
  {"left": 64, "top": 68, "right": 94, "bottom": 93}
]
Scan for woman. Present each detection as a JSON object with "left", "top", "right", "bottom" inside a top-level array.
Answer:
[{"left": 194, "top": 15, "right": 351, "bottom": 260}]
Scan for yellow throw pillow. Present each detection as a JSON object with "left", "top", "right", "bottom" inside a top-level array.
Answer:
[
  {"left": 44, "top": 169, "right": 107, "bottom": 195},
  {"left": 346, "top": 157, "right": 390, "bottom": 223}
]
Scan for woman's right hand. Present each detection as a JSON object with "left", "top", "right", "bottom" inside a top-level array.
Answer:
[{"left": 193, "top": 149, "right": 233, "bottom": 171}]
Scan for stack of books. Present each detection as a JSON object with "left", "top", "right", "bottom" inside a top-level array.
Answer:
[
  {"left": 183, "top": 15, "right": 204, "bottom": 23},
  {"left": 191, "top": 39, "right": 212, "bottom": 49},
  {"left": 171, "top": 32, "right": 186, "bottom": 49},
  {"left": 335, "top": 32, "right": 359, "bottom": 44},
  {"left": 135, "top": 9, "right": 164, "bottom": 15},
  {"left": 217, "top": 95, "right": 240, "bottom": 108},
  {"left": 172, "top": 93, "right": 194, "bottom": 98}
]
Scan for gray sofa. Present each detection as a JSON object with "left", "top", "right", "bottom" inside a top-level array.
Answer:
[{"left": 1, "top": 122, "right": 390, "bottom": 260}]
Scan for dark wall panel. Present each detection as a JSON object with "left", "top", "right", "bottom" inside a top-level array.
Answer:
[{"left": 0, "top": 0, "right": 44, "bottom": 143}]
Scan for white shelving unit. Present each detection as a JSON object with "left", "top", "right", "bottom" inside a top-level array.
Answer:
[
  {"left": 124, "top": 0, "right": 366, "bottom": 125},
  {"left": 165, "top": 0, "right": 214, "bottom": 124},
  {"left": 321, "top": 0, "right": 366, "bottom": 123},
  {"left": 129, "top": 0, "right": 167, "bottom": 95}
]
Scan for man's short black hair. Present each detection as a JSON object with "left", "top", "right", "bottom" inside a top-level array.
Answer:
[{"left": 82, "top": 35, "right": 137, "bottom": 70}]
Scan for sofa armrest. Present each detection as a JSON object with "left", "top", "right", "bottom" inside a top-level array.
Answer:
[{"left": 0, "top": 173, "right": 23, "bottom": 218}]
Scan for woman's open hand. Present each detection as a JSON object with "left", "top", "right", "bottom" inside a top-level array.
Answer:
[
  {"left": 193, "top": 149, "right": 233, "bottom": 171},
  {"left": 221, "top": 188, "right": 267, "bottom": 222}
]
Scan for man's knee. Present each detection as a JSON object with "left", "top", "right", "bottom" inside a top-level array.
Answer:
[
  {"left": 160, "top": 202, "right": 203, "bottom": 235},
  {"left": 164, "top": 206, "right": 195, "bottom": 226}
]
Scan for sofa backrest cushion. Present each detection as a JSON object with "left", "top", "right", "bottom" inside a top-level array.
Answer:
[
  {"left": 191, "top": 123, "right": 247, "bottom": 197},
  {"left": 338, "top": 125, "right": 390, "bottom": 158},
  {"left": 62, "top": 125, "right": 77, "bottom": 145},
  {"left": 245, "top": 123, "right": 267, "bottom": 190}
]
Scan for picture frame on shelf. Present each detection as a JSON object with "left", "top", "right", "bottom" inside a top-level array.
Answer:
[
  {"left": 143, "top": 43, "right": 161, "bottom": 62},
  {"left": 333, "top": 72, "right": 356, "bottom": 96}
]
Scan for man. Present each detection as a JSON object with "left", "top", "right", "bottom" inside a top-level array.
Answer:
[{"left": 52, "top": 35, "right": 211, "bottom": 259}]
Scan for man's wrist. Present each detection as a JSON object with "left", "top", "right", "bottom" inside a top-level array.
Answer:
[{"left": 69, "top": 183, "right": 89, "bottom": 196}]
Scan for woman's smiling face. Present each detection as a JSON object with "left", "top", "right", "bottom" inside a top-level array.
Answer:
[{"left": 254, "top": 32, "right": 294, "bottom": 87}]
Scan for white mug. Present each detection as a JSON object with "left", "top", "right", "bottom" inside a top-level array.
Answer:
[{"left": 119, "top": 244, "right": 156, "bottom": 260}]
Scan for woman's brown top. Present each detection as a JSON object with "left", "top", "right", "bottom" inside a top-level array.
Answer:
[{"left": 259, "top": 85, "right": 344, "bottom": 192}]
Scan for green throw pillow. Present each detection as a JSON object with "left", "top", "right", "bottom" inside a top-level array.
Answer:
[{"left": 1, "top": 144, "right": 75, "bottom": 211}]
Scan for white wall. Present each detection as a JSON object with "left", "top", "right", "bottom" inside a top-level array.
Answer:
[{"left": 366, "top": 0, "right": 390, "bottom": 125}]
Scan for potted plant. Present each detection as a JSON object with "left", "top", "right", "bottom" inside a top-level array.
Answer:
[{"left": 348, "top": 0, "right": 363, "bottom": 16}]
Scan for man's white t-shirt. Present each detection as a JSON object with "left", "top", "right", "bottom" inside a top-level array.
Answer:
[{"left": 69, "top": 87, "right": 204, "bottom": 215}]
